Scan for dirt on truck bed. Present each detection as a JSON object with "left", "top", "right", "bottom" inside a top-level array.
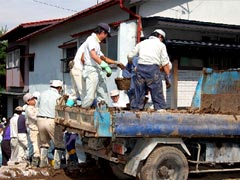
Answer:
[{"left": 201, "top": 94, "right": 240, "bottom": 115}]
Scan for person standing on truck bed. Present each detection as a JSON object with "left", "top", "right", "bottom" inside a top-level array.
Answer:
[
  {"left": 37, "top": 80, "right": 65, "bottom": 169},
  {"left": 127, "top": 29, "right": 171, "bottom": 112},
  {"left": 66, "top": 42, "right": 86, "bottom": 107},
  {"left": 81, "top": 23, "right": 125, "bottom": 108}
]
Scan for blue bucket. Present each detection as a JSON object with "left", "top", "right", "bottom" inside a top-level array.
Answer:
[{"left": 66, "top": 98, "right": 75, "bottom": 107}]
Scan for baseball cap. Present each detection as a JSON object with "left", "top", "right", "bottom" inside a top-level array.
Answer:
[
  {"left": 153, "top": 29, "right": 166, "bottom": 38},
  {"left": 15, "top": 106, "right": 23, "bottom": 112},
  {"left": 33, "top": 91, "right": 40, "bottom": 100},
  {"left": 98, "top": 23, "right": 111, "bottom": 37},
  {"left": 50, "top": 80, "right": 63, "bottom": 88},
  {"left": 23, "top": 93, "right": 34, "bottom": 103},
  {"left": 110, "top": 89, "right": 119, "bottom": 97}
]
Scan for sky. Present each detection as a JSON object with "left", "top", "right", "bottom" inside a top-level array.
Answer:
[{"left": 0, "top": 0, "right": 105, "bottom": 32}]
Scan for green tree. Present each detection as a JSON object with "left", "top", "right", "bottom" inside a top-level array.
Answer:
[
  {"left": 0, "top": 26, "right": 7, "bottom": 88},
  {"left": 0, "top": 26, "right": 7, "bottom": 118}
]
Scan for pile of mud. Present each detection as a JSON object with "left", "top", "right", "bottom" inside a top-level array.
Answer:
[{"left": 200, "top": 94, "right": 240, "bottom": 115}]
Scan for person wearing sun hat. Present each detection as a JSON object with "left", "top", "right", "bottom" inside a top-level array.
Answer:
[{"left": 23, "top": 92, "right": 40, "bottom": 167}]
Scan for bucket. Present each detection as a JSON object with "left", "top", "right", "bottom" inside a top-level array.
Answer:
[
  {"left": 115, "top": 78, "right": 131, "bottom": 90},
  {"left": 66, "top": 98, "right": 75, "bottom": 107}
]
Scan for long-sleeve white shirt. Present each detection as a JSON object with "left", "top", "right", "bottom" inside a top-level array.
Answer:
[
  {"left": 73, "top": 42, "right": 86, "bottom": 70},
  {"left": 128, "top": 36, "right": 170, "bottom": 66},
  {"left": 10, "top": 113, "right": 19, "bottom": 138},
  {"left": 25, "top": 105, "right": 38, "bottom": 131}
]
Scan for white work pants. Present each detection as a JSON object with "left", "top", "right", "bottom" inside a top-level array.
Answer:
[
  {"left": 81, "top": 66, "right": 110, "bottom": 108},
  {"left": 29, "top": 124, "right": 40, "bottom": 157},
  {"left": 70, "top": 66, "right": 84, "bottom": 100},
  {"left": 75, "top": 135, "right": 86, "bottom": 163},
  {"left": 8, "top": 137, "right": 19, "bottom": 165},
  {"left": 18, "top": 133, "right": 28, "bottom": 162}
]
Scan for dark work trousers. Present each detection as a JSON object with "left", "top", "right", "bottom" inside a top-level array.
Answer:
[
  {"left": 135, "top": 64, "right": 166, "bottom": 110},
  {"left": 1, "top": 140, "right": 11, "bottom": 166},
  {"left": 65, "top": 132, "right": 78, "bottom": 161},
  {"left": 128, "top": 74, "right": 137, "bottom": 109}
]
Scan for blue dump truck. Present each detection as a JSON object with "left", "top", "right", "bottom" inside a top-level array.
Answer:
[{"left": 55, "top": 68, "right": 240, "bottom": 180}]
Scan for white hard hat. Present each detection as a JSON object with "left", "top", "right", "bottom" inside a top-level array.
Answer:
[
  {"left": 110, "top": 89, "right": 119, "bottom": 97},
  {"left": 153, "top": 29, "right": 166, "bottom": 38},
  {"left": 50, "top": 80, "right": 63, "bottom": 88}
]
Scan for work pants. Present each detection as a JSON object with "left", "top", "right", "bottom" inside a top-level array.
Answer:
[
  {"left": 8, "top": 137, "right": 19, "bottom": 165},
  {"left": 37, "top": 117, "right": 64, "bottom": 149},
  {"left": 128, "top": 74, "right": 137, "bottom": 109},
  {"left": 1, "top": 139, "right": 11, "bottom": 166},
  {"left": 18, "top": 133, "right": 28, "bottom": 162},
  {"left": 70, "top": 66, "right": 85, "bottom": 100},
  {"left": 135, "top": 64, "right": 166, "bottom": 110},
  {"left": 65, "top": 132, "right": 86, "bottom": 163},
  {"left": 82, "top": 65, "right": 109, "bottom": 108},
  {"left": 29, "top": 124, "right": 40, "bottom": 158}
]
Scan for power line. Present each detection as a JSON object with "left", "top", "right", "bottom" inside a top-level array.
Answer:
[{"left": 32, "top": 0, "right": 77, "bottom": 12}]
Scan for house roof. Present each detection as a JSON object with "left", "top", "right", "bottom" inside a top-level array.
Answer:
[
  {"left": 16, "top": 0, "right": 119, "bottom": 42},
  {"left": 142, "top": 17, "right": 240, "bottom": 34},
  {"left": 167, "top": 39, "right": 240, "bottom": 49},
  {"left": 0, "top": 18, "right": 65, "bottom": 42}
]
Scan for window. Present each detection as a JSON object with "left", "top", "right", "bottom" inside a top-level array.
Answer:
[
  {"left": 107, "top": 35, "right": 118, "bottom": 60},
  {"left": 6, "top": 49, "right": 20, "bottom": 69},
  {"left": 179, "top": 57, "right": 203, "bottom": 70},
  {"left": 61, "top": 46, "right": 77, "bottom": 73},
  {"left": 29, "top": 56, "right": 35, "bottom": 72}
]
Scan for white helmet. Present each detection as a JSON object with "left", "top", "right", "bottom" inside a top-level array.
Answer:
[{"left": 153, "top": 29, "right": 166, "bottom": 38}]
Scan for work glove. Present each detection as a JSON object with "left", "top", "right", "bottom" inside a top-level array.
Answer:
[
  {"left": 100, "top": 61, "right": 112, "bottom": 77},
  {"left": 165, "top": 74, "right": 171, "bottom": 89}
]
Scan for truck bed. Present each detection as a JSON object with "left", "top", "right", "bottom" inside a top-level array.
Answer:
[{"left": 55, "top": 105, "right": 240, "bottom": 138}]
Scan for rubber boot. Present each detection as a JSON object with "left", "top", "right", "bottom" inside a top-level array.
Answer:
[
  {"left": 39, "top": 147, "right": 49, "bottom": 168},
  {"left": 53, "top": 149, "right": 66, "bottom": 169},
  {"left": 31, "top": 156, "right": 40, "bottom": 167}
]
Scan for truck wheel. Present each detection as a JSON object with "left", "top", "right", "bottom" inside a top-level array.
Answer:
[
  {"left": 110, "top": 162, "right": 133, "bottom": 179},
  {"left": 140, "top": 146, "right": 189, "bottom": 180}
]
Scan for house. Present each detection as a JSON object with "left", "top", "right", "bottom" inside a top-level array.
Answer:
[{"left": 0, "top": 0, "right": 240, "bottom": 117}]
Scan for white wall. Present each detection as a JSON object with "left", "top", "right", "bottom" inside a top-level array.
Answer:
[
  {"left": 140, "top": 0, "right": 240, "bottom": 26},
  {"left": 177, "top": 70, "right": 202, "bottom": 107},
  {"left": 28, "top": 6, "right": 128, "bottom": 94}
]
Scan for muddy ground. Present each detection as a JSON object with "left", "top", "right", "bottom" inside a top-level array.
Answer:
[{"left": 0, "top": 164, "right": 240, "bottom": 180}]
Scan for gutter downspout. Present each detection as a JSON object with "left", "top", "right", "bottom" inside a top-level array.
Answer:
[{"left": 119, "top": 0, "right": 142, "bottom": 43}]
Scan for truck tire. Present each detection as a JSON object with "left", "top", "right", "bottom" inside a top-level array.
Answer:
[
  {"left": 140, "top": 146, "right": 189, "bottom": 180},
  {"left": 110, "top": 162, "right": 133, "bottom": 179}
]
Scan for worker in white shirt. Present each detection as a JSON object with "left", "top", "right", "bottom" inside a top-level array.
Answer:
[
  {"left": 66, "top": 42, "right": 86, "bottom": 106},
  {"left": 81, "top": 23, "right": 125, "bottom": 108},
  {"left": 127, "top": 29, "right": 171, "bottom": 112},
  {"left": 37, "top": 80, "right": 65, "bottom": 169},
  {"left": 23, "top": 92, "right": 40, "bottom": 167},
  {"left": 8, "top": 106, "right": 23, "bottom": 165},
  {"left": 110, "top": 89, "right": 127, "bottom": 108}
]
